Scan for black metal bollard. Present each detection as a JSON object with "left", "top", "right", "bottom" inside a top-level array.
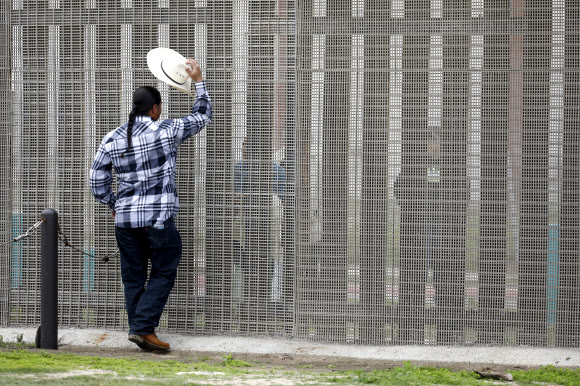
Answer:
[{"left": 39, "top": 208, "right": 59, "bottom": 350}]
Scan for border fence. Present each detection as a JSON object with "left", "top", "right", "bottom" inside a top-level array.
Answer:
[{"left": 1, "top": 0, "right": 579, "bottom": 347}]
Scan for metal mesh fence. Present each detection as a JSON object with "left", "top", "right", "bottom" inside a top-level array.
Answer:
[
  {"left": 4, "top": 0, "right": 295, "bottom": 335},
  {"left": 294, "top": 0, "right": 580, "bottom": 346},
  {"left": 1, "top": 0, "right": 579, "bottom": 347},
  {"left": 0, "top": 0, "right": 10, "bottom": 326}
]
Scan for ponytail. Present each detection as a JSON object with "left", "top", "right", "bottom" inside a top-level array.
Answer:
[
  {"left": 126, "top": 108, "right": 137, "bottom": 151},
  {"left": 122, "top": 86, "right": 161, "bottom": 157}
]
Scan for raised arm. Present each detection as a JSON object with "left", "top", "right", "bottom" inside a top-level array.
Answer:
[{"left": 167, "top": 59, "right": 213, "bottom": 145}]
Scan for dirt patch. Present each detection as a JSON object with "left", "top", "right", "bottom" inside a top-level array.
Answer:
[
  {"left": 47, "top": 344, "right": 529, "bottom": 374},
  {"left": 95, "top": 333, "right": 110, "bottom": 346},
  {"left": 8, "top": 369, "right": 118, "bottom": 380}
]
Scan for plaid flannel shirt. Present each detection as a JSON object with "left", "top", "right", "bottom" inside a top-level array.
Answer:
[{"left": 89, "top": 81, "right": 212, "bottom": 228}]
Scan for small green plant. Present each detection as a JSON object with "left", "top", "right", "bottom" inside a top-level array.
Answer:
[
  {"left": 0, "top": 334, "right": 32, "bottom": 349},
  {"left": 220, "top": 353, "right": 252, "bottom": 367}
]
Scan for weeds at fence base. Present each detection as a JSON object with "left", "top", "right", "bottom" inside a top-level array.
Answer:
[{"left": 0, "top": 334, "right": 34, "bottom": 349}]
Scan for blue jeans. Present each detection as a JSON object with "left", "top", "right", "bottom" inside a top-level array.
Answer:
[{"left": 115, "top": 217, "right": 182, "bottom": 335}]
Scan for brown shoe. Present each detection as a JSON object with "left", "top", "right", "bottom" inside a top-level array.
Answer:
[{"left": 128, "top": 334, "right": 170, "bottom": 352}]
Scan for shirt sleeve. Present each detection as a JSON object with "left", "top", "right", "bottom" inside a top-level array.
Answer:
[
  {"left": 166, "top": 81, "right": 213, "bottom": 145},
  {"left": 89, "top": 141, "right": 117, "bottom": 211}
]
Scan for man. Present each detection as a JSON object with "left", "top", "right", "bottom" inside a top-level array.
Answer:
[
  {"left": 233, "top": 139, "right": 286, "bottom": 315},
  {"left": 89, "top": 59, "right": 211, "bottom": 351}
]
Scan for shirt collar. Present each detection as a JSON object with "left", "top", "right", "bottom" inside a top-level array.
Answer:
[{"left": 133, "top": 115, "right": 159, "bottom": 132}]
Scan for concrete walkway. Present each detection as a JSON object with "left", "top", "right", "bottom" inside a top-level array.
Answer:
[{"left": 1, "top": 327, "right": 579, "bottom": 368}]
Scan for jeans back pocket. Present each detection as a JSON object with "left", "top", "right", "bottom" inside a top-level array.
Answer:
[{"left": 148, "top": 226, "right": 169, "bottom": 249}]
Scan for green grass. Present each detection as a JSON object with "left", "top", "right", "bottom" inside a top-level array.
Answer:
[
  {"left": 323, "top": 362, "right": 483, "bottom": 385},
  {"left": 511, "top": 365, "right": 580, "bottom": 385},
  {"left": 0, "top": 349, "right": 255, "bottom": 384},
  {"left": 322, "top": 362, "right": 580, "bottom": 385},
  {"left": 1, "top": 349, "right": 208, "bottom": 375},
  {"left": 1, "top": 348, "right": 580, "bottom": 385}
]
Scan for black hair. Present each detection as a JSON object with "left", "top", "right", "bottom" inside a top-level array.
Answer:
[{"left": 122, "top": 86, "right": 161, "bottom": 157}]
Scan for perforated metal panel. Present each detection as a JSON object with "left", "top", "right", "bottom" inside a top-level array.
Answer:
[
  {"left": 4, "top": 0, "right": 295, "bottom": 336},
  {"left": 1, "top": 0, "right": 579, "bottom": 347},
  {"left": 0, "top": 0, "right": 10, "bottom": 326},
  {"left": 293, "top": 0, "right": 580, "bottom": 346}
]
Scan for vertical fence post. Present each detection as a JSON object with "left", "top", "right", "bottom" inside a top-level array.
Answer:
[{"left": 40, "top": 208, "right": 58, "bottom": 349}]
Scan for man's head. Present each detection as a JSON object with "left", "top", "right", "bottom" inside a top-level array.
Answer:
[
  {"left": 132, "top": 86, "right": 162, "bottom": 121},
  {"left": 123, "top": 86, "right": 163, "bottom": 155}
]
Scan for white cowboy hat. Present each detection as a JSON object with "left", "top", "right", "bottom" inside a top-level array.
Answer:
[{"left": 147, "top": 47, "right": 193, "bottom": 96}]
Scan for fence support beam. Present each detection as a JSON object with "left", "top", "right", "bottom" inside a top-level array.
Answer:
[{"left": 39, "top": 208, "right": 58, "bottom": 350}]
